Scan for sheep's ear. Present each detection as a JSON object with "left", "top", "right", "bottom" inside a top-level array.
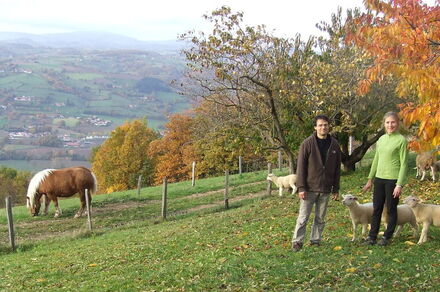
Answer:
[{"left": 353, "top": 196, "right": 358, "bottom": 200}]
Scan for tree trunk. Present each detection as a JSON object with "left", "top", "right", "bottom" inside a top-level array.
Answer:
[{"left": 340, "top": 130, "right": 384, "bottom": 172}]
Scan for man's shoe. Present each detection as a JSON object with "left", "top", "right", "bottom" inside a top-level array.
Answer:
[
  {"left": 362, "top": 237, "right": 376, "bottom": 245},
  {"left": 310, "top": 240, "right": 321, "bottom": 246},
  {"left": 378, "top": 237, "right": 390, "bottom": 246},
  {"left": 292, "top": 242, "right": 303, "bottom": 252}
]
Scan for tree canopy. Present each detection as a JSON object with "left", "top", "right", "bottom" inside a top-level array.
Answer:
[
  {"left": 348, "top": 0, "right": 440, "bottom": 150},
  {"left": 91, "top": 119, "right": 158, "bottom": 193}
]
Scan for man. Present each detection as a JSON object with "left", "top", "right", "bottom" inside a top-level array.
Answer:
[{"left": 292, "top": 115, "right": 341, "bottom": 252}]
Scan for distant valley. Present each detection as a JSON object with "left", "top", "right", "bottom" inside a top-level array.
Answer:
[{"left": 0, "top": 32, "right": 191, "bottom": 171}]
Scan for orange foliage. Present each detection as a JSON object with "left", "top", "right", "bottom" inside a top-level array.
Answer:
[
  {"left": 348, "top": 0, "right": 440, "bottom": 149},
  {"left": 149, "top": 114, "right": 196, "bottom": 184}
]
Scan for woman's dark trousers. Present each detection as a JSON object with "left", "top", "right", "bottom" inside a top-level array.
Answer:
[{"left": 368, "top": 178, "right": 399, "bottom": 240}]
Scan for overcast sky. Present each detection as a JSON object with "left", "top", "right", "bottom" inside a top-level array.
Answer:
[{"left": 0, "top": 0, "right": 436, "bottom": 41}]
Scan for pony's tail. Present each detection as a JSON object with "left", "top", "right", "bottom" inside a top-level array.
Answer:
[{"left": 90, "top": 172, "right": 98, "bottom": 194}]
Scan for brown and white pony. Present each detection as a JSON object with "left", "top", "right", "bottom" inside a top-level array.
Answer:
[{"left": 26, "top": 166, "right": 98, "bottom": 218}]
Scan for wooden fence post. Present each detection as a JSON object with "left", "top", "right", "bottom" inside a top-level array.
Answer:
[
  {"left": 238, "top": 156, "right": 242, "bottom": 175},
  {"left": 162, "top": 177, "right": 168, "bottom": 219},
  {"left": 224, "top": 170, "right": 229, "bottom": 209},
  {"left": 267, "top": 162, "right": 272, "bottom": 196},
  {"left": 278, "top": 151, "right": 282, "bottom": 171},
  {"left": 137, "top": 175, "right": 142, "bottom": 196},
  {"left": 191, "top": 161, "right": 196, "bottom": 187},
  {"left": 5, "top": 196, "right": 16, "bottom": 251},
  {"left": 85, "top": 189, "right": 93, "bottom": 231}
]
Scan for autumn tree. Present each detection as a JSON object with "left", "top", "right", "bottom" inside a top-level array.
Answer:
[
  {"left": 310, "top": 8, "right": 407, "bottom": 170},
  {"left": 148, "top": 114, "right": 197, "bottom": 184},
  {"left": 180, "top": 6, "right": 316, "bottom": 173},
  {"left": 191, "top": 100, "right": 268, "bottom": 176},
  {"left": 91, "top": 119, "right": 158, "bottom": 193},
  {"left": 348, "top": 0, "right": 440, "bottom": 150}
]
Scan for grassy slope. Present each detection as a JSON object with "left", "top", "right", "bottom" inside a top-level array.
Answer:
[{"left": 1, "top": 159, "right": 440, "bottom": 291}]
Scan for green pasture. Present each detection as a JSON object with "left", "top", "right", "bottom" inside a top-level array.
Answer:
[
  {"left": 52, "top": 117, "right": 79, "bottom": 127},
  {"left": 66, "top": 73, "right": 104, "bottom": 80},
  {"left": 0, "top": 73, "right": 50, "bottom": 88},
  {"left": 1, "top": 157, "right": 440, "bottom": 290}
]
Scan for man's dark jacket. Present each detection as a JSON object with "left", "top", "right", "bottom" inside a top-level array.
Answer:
[{"left": 296, "top": 133, "right": 341, "bottom": 193}]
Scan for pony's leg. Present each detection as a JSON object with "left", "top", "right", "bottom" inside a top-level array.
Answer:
[
  {"left": 53, "top": 197, "right": 62, "bottom": 218},
  {"left": 75, "top": 191, "right": 87, "bottom": 218},
  {"left": 43, "top": 195, "right": 51, "bottom": 216}
]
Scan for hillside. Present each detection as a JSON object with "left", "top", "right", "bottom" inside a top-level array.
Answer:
[
  {"left": 0, "top": 37, "right": 191, "bottom": 169},
  {"left": 1, "top": 163, "right": 440, "bottom": 290}
]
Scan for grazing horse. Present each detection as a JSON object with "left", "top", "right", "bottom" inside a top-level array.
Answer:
[{"left": 26, "top": 166, "right": 98, "bottom": 218}]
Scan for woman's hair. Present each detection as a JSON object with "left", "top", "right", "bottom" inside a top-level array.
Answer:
[{"left": 383, "top": 111, "right": 400, "bottom": 123}]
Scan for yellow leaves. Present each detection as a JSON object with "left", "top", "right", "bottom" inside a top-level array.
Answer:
[
  {"left": 88, "top": 263, "right": 98, "bottom": 267},
  {"left": 405, "top": 241, "right": 416, "bottom": 246},
  {"left": 346, "top": 267, "right": 357, "bottom": 273},
  {"left": 333, "top": 246, "right": 343, "bottom": 251},
  {"left": 374, "top": 263, "right": 382, "bottom": 268},
  {"left": 36, "top": 278, "right": 46, "bottom": 283}
]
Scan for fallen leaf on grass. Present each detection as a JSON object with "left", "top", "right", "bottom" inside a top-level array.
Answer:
[
  {"left": 333, "top": 246, "right": 342, "bottom": 251},
  {"left": 374, "top": 263, "right": 382, "bottom": 268},
  {"left": 88, "top": 263, "right": 98, "bottom": 267},
  {"left": 405, "top": 241, "right": 416, "bottom": 246},
  {"left": 392, "top": 258, "right": 401, "bottom": 263},
  {"left": 36, "top": 279, "right": 46, "bottom": 282},
  {"left": 346, "top": 267, "right": 357, "bottom": 273}
]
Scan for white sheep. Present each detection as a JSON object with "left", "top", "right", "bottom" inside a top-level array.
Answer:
[
  {"left": 415, "top": 151, "right": 438, "bottom": 181},
  {"left": 404, "top": 196, "right": 440, "bottom": 244},
  {"left": 342, "top": 194, "right": 373, "bottom": 241},
  {"left": 381, "top": 203, "right": 418, "bottom": 237},
  {"left": 266, "top": 173, "right": 297, "bottom": 197},
  {"left": 342, "top": 194, "right": 418, "bottom": 241}
]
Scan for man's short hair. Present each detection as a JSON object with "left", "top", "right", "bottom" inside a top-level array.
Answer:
[{"left": 314, "top": 115, "right": 330, "bottom": 126}]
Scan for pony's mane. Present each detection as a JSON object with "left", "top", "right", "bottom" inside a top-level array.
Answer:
[{"left": 27, "top": 169, "right": 55, "bottom": 208}]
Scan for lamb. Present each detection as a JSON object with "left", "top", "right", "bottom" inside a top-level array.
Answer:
[
  {"left": 381, "top": 203, "right": 418, "bottom": 237},
  {"left": 342, "top": 194, "right": 418, "bottom": 241},
  {"left": 404, "top": 196, "right": 440, "bottom": 244},
  {"left": 415, "top": 150, "right": 438, "bottom": 181},
  {"left": 266, "top": 173, "right": 297, "bottom": 197},
  {"left": 342, "top": 194, "right": 373, "bottom": 241}
]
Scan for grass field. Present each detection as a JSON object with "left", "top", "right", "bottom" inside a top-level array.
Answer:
[{"left": 0, "top": 159, "right": 439, "bottom": 291}]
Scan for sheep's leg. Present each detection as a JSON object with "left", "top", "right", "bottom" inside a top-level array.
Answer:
[
  {"left": 279, "top": 187, "right": 283, "bottom": 197},
  {"left": 361, "top": 224, "right": 368, "bottom": 240},
  {"left": 415, "top": 167, "right": 420, "bottom": 178},
  {"left": 421, "top": 171, "right": 426, "bottom": 181},
  {"left": 431, "top": 166, "right": 436, "bottom": 181},
  {"left": 351, "top": 222, "right": 357, "bottom": 241},
  {"left": 394, "top": 225, "right": 402, "bottom": 237},
  {"left": 291, "top": 185, "right": 297, "bottom": 195},
  {"left": 418, "top": 222, "right": 430, "bottom": 244},
  {"left": 410, "top": 222, "right": 419, "bottom": 237}
]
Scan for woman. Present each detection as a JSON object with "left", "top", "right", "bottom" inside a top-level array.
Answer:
[{"left": 362, "top": 112, "right": 408, "bottom": 246}]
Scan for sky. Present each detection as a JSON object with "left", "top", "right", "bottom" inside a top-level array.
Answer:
[{"left": 0, "top": 0, "right": 434, "bottom": 41}]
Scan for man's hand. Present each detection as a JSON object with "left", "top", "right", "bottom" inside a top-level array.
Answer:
[
  {"left": 298, "top": 191, "right": 306, "bottom": 200},
  {"left": 332, "top": 193, "right": 339, "bottom": 201}
]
